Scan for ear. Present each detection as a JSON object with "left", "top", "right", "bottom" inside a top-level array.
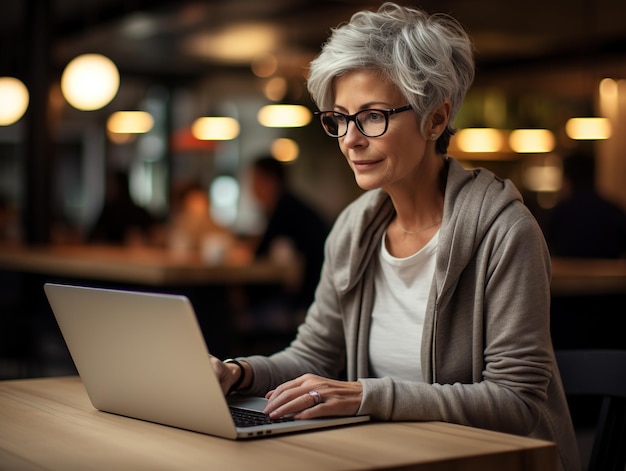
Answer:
[{"left": 427, "top": 101, "right": 451, "bottom": 138}]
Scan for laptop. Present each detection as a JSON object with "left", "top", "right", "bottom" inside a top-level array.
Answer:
[{"left": 43, "top": 282, "right": 369, "bottom": 439}]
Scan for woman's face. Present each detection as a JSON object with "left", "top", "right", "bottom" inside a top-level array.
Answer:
[{"left": 332, "top": 69, "right": 434, "bottom": 192}]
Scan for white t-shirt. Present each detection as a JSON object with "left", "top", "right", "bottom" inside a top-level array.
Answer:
[{"left": 369, "top": 231, "right": 438, "bottom": 382}]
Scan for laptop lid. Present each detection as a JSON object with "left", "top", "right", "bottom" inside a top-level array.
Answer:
[{"left": 43, "top": 283, "right": 369, "bottom": 439}]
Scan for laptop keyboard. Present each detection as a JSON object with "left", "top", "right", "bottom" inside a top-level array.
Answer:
[{"left": 230, "top": 407, "right": 295, "bottom": 428}]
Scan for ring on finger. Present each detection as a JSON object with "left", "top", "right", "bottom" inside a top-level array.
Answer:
[{"left": 308, "top": 390, "right": 322, "bottom": 406}]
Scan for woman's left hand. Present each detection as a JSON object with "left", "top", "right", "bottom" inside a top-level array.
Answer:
[{"left": 263, "top": 373, "right": 363, "bottom": 420}]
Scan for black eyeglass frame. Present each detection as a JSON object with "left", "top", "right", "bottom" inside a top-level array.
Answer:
[{"left": 314, "top": 104, "right": 413, "bottom": 138}]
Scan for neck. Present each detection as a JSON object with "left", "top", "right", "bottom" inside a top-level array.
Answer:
[
  {"left": 385, "top": 154, "right": 446, "bottom": 237},
  {"left": 395, "top": 218, "right": 442, "bottom": 236}
]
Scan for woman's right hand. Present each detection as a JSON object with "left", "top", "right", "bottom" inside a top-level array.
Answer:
[
  {"left": 209, "top": 355, "right": 251, "bottom": 396},
  {"left": 209, "top": 355, "right": 238, "bottom": 396}
]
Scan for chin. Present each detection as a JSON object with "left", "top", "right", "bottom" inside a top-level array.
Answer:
[{"left": 354, "top": 176, "right": 382, "bottom": 191}]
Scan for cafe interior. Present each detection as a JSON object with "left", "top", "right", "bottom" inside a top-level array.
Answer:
[{"left": 1, "top": 0, "right": 626, "bottom": 466}]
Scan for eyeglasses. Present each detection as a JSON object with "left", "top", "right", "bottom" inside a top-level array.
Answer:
[{"left": 314, "top": 105, "right": 413, "bottom": 138}]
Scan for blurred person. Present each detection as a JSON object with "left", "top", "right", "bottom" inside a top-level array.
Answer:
[
  {"left": 546, "top": 150, "right": 626, "bottom": 356},
  {"left": 233, "top": 156, "right": 330, "bottom": 348},
  {"left": 249, "top": 156, "right": 329, "bottom": 314},
  {"left": 545, "top": 150, "right": 626, "bottom": 259},
  {"left": 167, "top": 181, "right": 232, "bottom": 261},
  {"left": 88, "top": 170, "right": 158, "bottom": 246},
  {"left": 208, "top": 4, "right": 578, "bottom": 470}
]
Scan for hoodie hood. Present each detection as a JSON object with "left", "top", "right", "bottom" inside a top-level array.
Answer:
[{"left": 327, "top": 157, "right": 523, "bottom": 295}]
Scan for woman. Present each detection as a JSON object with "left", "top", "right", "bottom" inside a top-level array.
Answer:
[{"left": 211, "top": 3, "right": 579, "bottom": 469}]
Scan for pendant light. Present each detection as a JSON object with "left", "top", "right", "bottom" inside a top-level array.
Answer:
[
  {"left": 0, "top": 76, "right": 29, "bottom": 125},
  {"left": 257, "top": 104, "right": 311, "bottom": 128},
  {"left": 61, "top": 53, "right": 119, "bottom": 111}
]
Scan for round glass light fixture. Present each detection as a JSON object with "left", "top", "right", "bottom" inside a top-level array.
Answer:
[
  {"left": 61, "top": 53, "right": 120, "bottom": 110},
  {"left": 0, "top": 77, "right": 29, "bottom": 125}
]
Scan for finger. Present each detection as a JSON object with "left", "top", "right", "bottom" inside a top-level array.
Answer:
[
  {"left": 266, "top": 390, "right": 321, "bottom": 418},
  {"left": 263, "top": 374, "right": 321, "bottom": 414},
  {"left": 263, "top": 385, "right": 305, "bottom": 415},
  {"left": 263, "top": 377, "right": 307, "bottom": 408}
]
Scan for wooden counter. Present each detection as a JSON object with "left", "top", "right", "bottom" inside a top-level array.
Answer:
[
  {"left": 2, "top": 246, "right": 624, "bottom": 294},
  {"left": 0, "top": 244, "right": 303, "bottom": 360},
  {"left": 0, "top": 244, "right": 296, "bottom": 287},
  {"left": 550, "top": 257, "right": 626, "bottom": 296}
]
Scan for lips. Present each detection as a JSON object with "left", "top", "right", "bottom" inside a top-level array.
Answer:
[{"left": 352, "top": 159, "right": 383, "bottom": 170}]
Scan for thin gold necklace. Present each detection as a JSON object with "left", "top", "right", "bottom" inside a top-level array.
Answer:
[{"left": 396, "top": 218, "right": 442, "bottom": 236}]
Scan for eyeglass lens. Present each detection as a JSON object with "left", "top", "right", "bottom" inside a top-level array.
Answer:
[{"left": 319, "top": 110, "right": 389, "bottom": 138}]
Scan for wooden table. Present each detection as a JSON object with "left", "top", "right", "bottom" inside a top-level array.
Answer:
[
  {"left": 550, "top": 257, "right": 626, "bottom": 296},
  {"left": 0, "top": 376, "right": 556, "bottom": 471},
  {"left": 1, "top": 245, "right": 623, "bottom": 294},
  {"left": 0, "top": 244, "right": 301, "bottom": 360},
  {"left": 0, "top": 243, "right": 296, "bottom": 287}
]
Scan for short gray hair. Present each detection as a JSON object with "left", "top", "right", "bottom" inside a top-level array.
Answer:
[{"left": 307, "top": 2, "right": 475, "bottom": 153}]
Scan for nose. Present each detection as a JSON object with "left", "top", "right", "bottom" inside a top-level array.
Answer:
[{"left": 341, "top": 120, "right": 366, "bottom": 147}]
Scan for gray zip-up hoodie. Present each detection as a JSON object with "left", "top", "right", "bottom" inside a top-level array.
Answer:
[{"left": 243, "top": 157, "right": 580, "bottom": 471}]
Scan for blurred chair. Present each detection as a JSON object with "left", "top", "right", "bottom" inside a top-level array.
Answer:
[{"left": 555, "top": 349, "right": 626, "bottom": 471}]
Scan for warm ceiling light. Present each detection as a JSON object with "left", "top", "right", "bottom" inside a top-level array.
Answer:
[
  {"left": 257, "top": 104, "right": 312, "bottom": 127},
  {"left": 191, "top": 117, "right": 240, "bottom": 140},
  {"left": 186, "top": 24, "right": 277, "bottom": 64},
  {"left": 107, "top": 111, "right": 154, "bottom": 134},
  {"left": 456, "top": 128, "right": 505, "bottom": 153},
  {"left": 599, "top": 78, "right": 618, "bottom": 117},
  {"left": 264, "top": 76, "right": 288, "bottom": 101},
  {"left": 107, "top": 132, "right": 137, "bottom": 144},
  {"left": 120, "top": 13, "right": 159, "bottom": 39},
  {"left": 565, "top": 117, "right": 612, "bottom": 140},
  {"left": 61, "top": 54, "right": 120, "bottom": 111},
  {"left": 271, "top": 138, "right": 299, "bottom": 162},
  {"left": 522, "top": 164, "right": 562, "bottom": 192},
  {"left": 0, "top": 77, "right": 29, "bottom": 125},
  {"left": 509, "top": 129, "right": 555, "bottom": 153},
  {"left": 251, "top": 53, "right": 278, "bottom": 78}
]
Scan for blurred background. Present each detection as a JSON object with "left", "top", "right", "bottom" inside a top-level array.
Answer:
[
  {"left": 1, "top": 0, "right": 626, "bottom": 241},
  {"left": 1, "top": 0, "right": 626, "bottom": 369}
]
